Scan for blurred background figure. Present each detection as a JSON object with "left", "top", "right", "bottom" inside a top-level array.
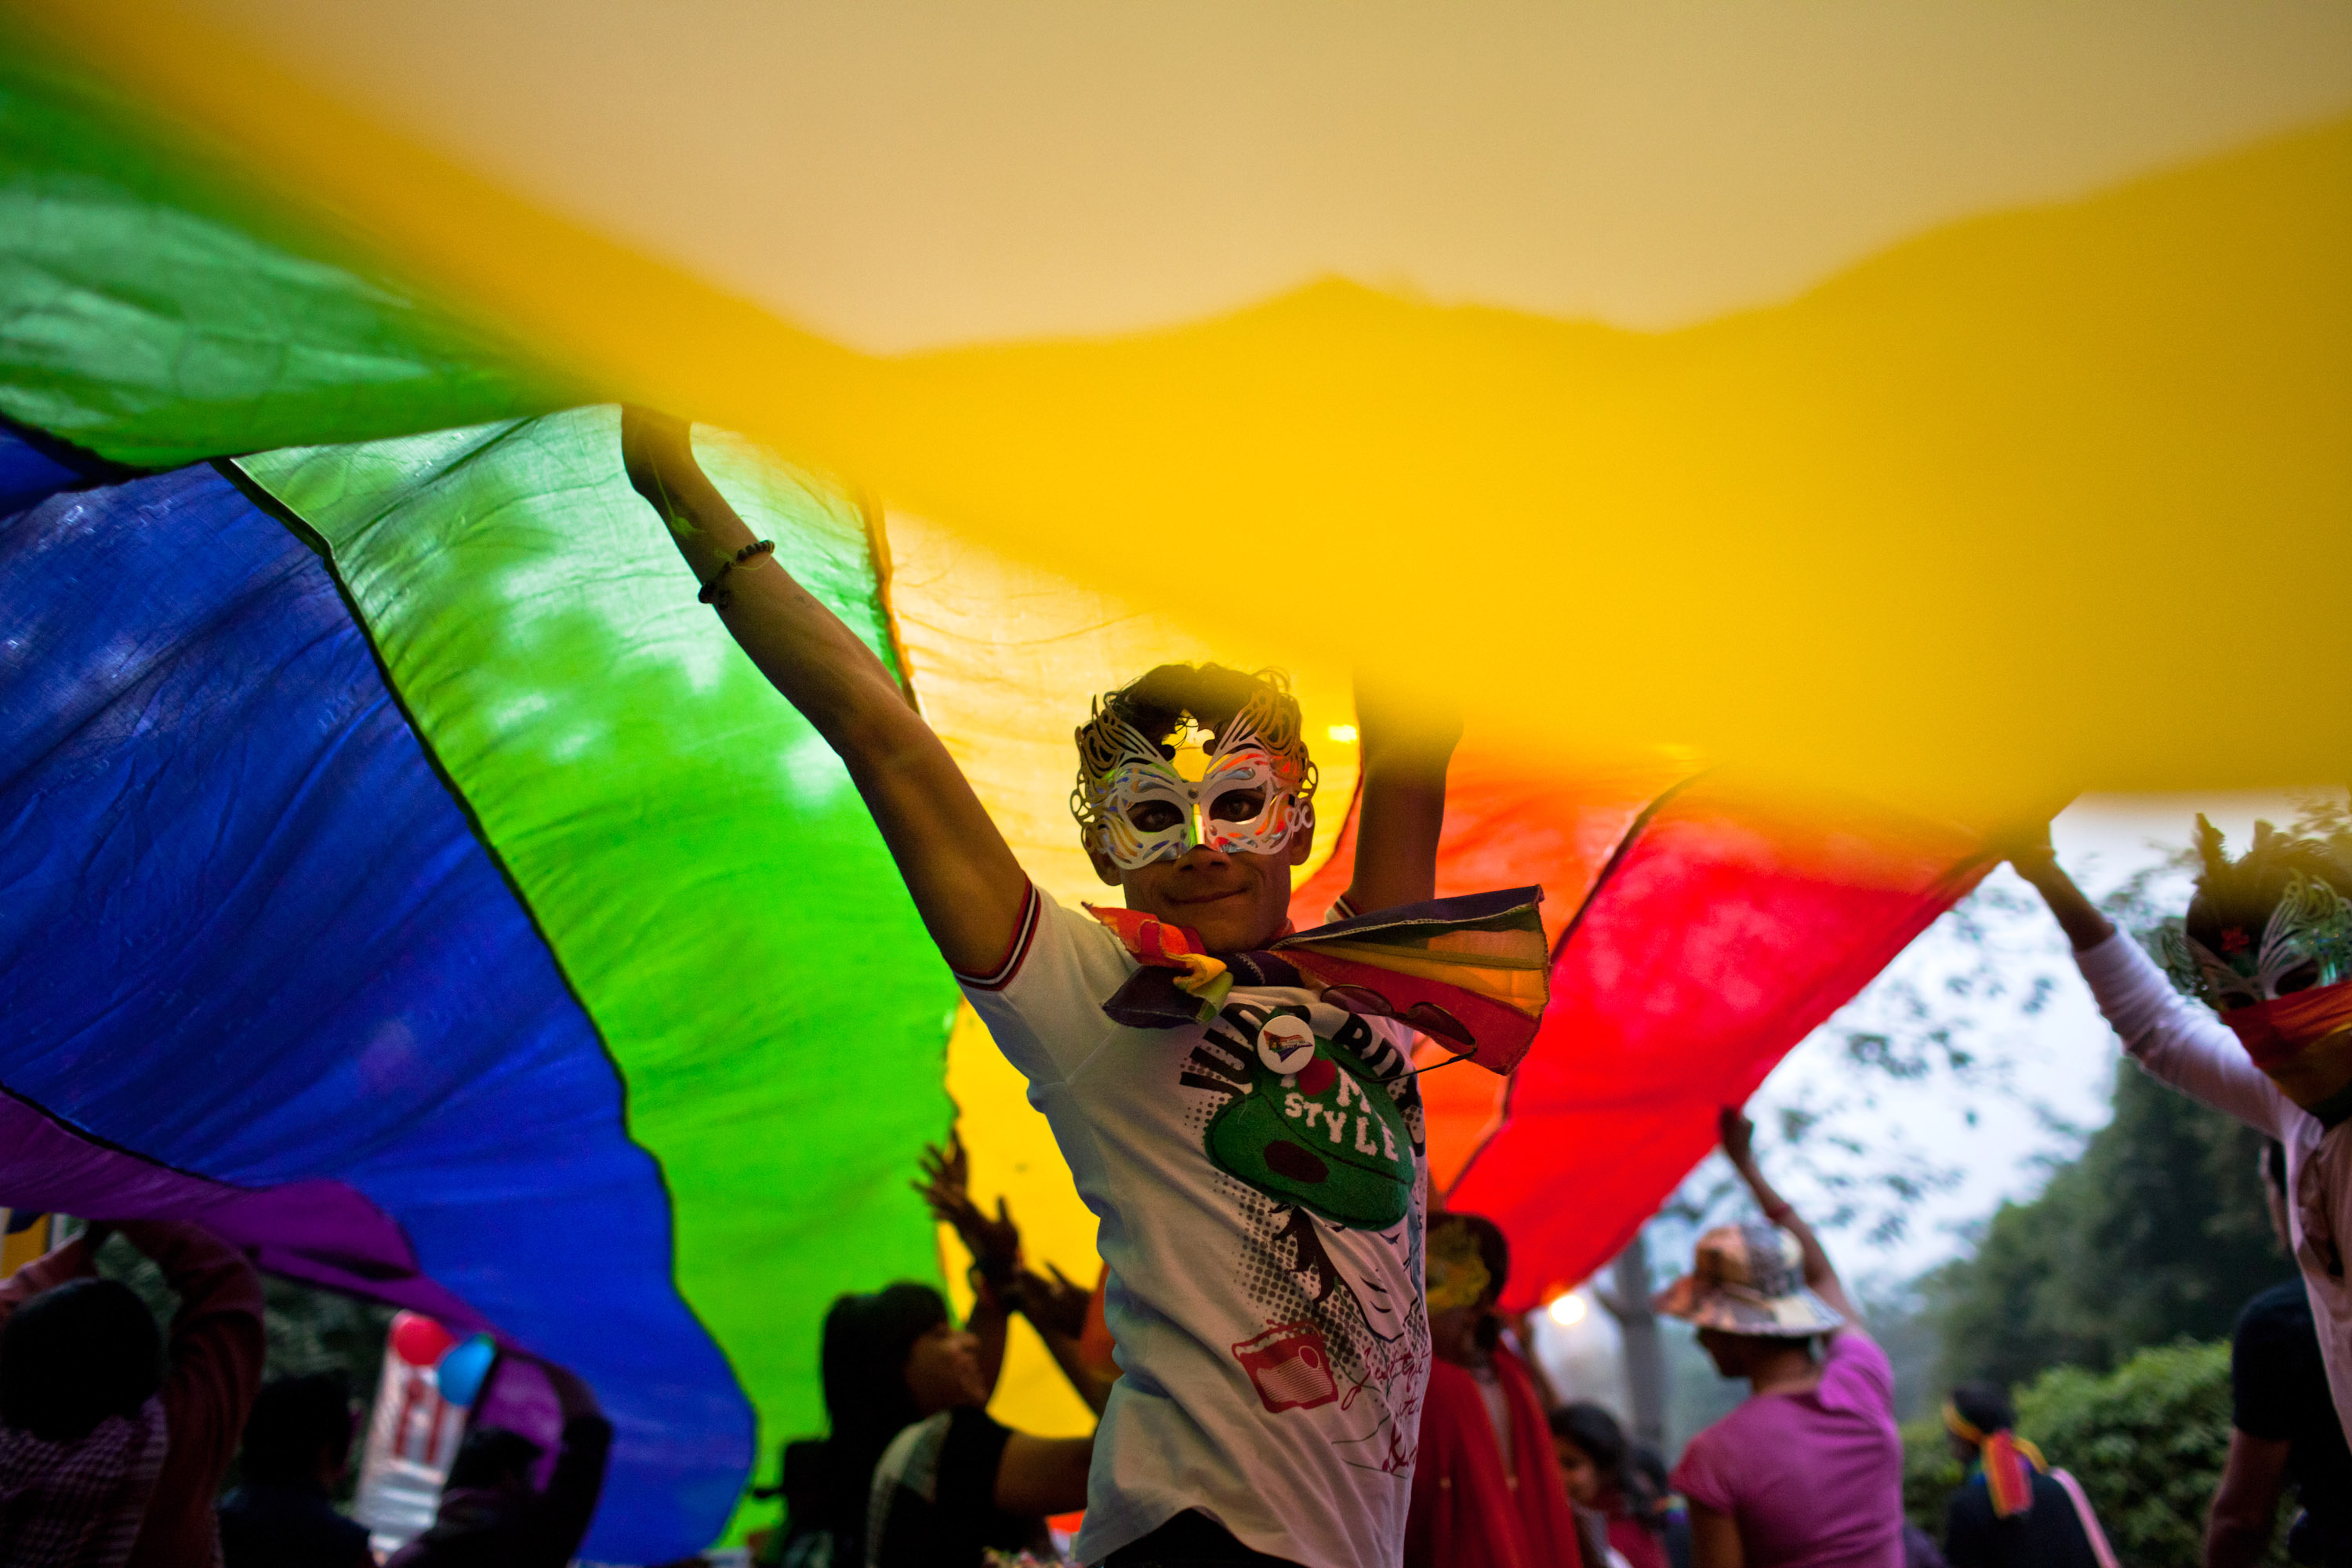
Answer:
[
  {"left": 1406, "top": 1210, "right": 1584, "bottom": 1568},
  {"left": 385, "top": 1359, "right": 610, "bottom": 1568},
  {"left": 1552, "top": 1401, "right": 1669, "bottom": 1568},
  {"left": 916, "top": 1134, "right": 1117, "bottom": 1416},
  {"left": 763, "top": 1135, "right": 1098, "bottom": 1567},
  {"left": 219, "top": 1371, "right": 372, "bottom": 1568},
  {"left": 2204, "top": 1141, "right": 2350, "bottom": 1568},
  {"left": 1938, "top": 1385, "right": 2111, "bottom": 1568},
  {"left": 0, "top": 1219, "right": 263, "bottom": 1568},
  {"left": 1662, "top": 1112, "right": 1902, "bottom": 1568},
  {"left": 772, "top": 1279, "right": 1091, "bottom": 1568}
]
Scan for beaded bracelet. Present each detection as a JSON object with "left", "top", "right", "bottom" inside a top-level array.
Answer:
[{"left": 696, "top": 539, "right": 776, "bottom": 608}]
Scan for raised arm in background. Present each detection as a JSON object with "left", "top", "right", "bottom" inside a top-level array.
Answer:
[
  {"left": 1007, "top": 1264, "right": 1116, "bottom": 1417},
  {"left": 112, "top": 1221, "right": 267, "bottom": 1568},
  {"left": 1719, "top": 1109, "right": 1858, "bottom": 1329},
  {"left": 2000, "top": 822, "right": 2116, "bottom": 951},
  {"left": 2003, "top": 822, "right": 2286, "bottom": 1135},
  {"left": 622, "top": 410, "right": 1029, "bottom": 976},
  {"left": 915, "top": 1135, "right": 1016, "bottom": 1396}
]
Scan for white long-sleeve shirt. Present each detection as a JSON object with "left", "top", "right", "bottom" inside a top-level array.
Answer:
[{"left": 2076, "top": 933, "right": 2351, "bottom": 1436}]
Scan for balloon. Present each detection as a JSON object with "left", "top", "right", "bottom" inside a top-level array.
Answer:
[
  {"left": 436, "top": 1335, "right": 499, "bottom": 1409},
  {"left": 387, "top": 1312, "right": 457, "bottom": 1370}
]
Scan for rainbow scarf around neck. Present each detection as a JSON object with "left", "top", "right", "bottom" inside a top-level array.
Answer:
[
  {"left": 1944, "top": 1403, "right": 2045, "bottom": 1519},
  {"left": 1083, "top": 886, "right": 1549, "bottom": 1073}
]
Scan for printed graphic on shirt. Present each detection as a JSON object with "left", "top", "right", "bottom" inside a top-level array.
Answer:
[
  {"left": 1206, "top": 1013, "right": 1415, "bottom": 1228},
  {"left": 1232, "top": 1321, "right": 1341, "bottom": 1413},
  {"left": 1181, "top": 997, "right": 1431, "bottom": 1475}
]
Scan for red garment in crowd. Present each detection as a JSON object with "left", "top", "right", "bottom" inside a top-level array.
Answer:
[
  {"left": 1406, "top": 1347, "right": 1584, "bottom": 1568},
  {"left": 1605, "top": 1508, "right": 1669, "bottom": 1568}
]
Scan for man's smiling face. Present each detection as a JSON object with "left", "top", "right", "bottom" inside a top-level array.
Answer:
[{"left": 1091, "top": 835, "right": 1312, "bottom": 952}]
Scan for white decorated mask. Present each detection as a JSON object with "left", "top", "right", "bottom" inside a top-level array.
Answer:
[{"left": 1080, "top": 693, "right": 1313, "bottom": 871}]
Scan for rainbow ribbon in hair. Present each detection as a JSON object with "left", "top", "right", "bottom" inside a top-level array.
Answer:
[{"left": 1944, "top": 1403, "right": 2045, "bottom": 1518}]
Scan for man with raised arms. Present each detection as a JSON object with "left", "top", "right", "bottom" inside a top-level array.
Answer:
[{"left": 620, "top": 412, "right": 1536, "bottom": 1568}]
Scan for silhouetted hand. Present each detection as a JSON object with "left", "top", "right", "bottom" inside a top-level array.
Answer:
[
  {"left": 914, "top": 1133, "right": 1021, "bottom": 1278},
  {"left": 1009, "top": 1262, "right": 1091, "bottom": 1339},
  {"left": 1987, "top": 818, "right": 2060, "bottom": 878},
  {"left": 1718, "top": 1105, "right": 1758, "bottom": 1171}
]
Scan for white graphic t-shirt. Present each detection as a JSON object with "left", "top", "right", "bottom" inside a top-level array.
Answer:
[{"left": 957, "top": 886, "right": 1432, "bottom": 1568}]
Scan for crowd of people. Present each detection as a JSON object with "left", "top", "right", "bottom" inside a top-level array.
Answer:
[
  {"left": 4, "top": 412, "right": 2347, "bottom": 1566},
  {"left": 0, "top": 1219, "right": 613, "bottom": 1568},
  {"left": 769, "top": 1094, "right": 2339, "bottom": 1568},
  {"left": 626, "top": 407, "right": 2350, "bottom": 1565}
]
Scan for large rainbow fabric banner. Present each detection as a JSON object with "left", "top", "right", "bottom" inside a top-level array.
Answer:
[{"left": 5, "top": 36, "right": 2002, "bottom": 1558}]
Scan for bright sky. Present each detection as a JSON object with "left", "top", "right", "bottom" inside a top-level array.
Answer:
[
  {"left": 197, "top": 0, "right": 2352, "bottom": 350},
  {"left": 1759, "top": 791, "right": 2313, "bottom": 1283}
]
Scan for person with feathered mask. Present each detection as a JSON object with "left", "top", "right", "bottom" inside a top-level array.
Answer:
[{"left": 2006, "top": 810, "right": 2352, "bottom": 1441}]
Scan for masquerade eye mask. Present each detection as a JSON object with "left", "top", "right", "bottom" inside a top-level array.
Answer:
[
  {"left": 1075, "top": 684, "right": 1314, "bottom": 871},
  {"left": 2150, "top": 870, "right": 2352, "bottom": 1011},
  {"left": 1091, "top": 722, "right": 1310, "bottom": 871},
  {"left": 2147, "top": 867, "right": 2352, "bottom": 1117}
]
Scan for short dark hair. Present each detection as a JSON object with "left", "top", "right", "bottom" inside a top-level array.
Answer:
[
  {"left": 1072, "top": 664, "right": 1317, "bottom": 851},
  {"left": 811, "top": 1283, "right": 953, "bottom": 1547},
  {"left": 446, "top": 1425, "right": 543, "bottom": 1490},
  {"left": 822, "top": 1282, "right": 948, "bottom": 1450},
  {"left": 1549, "top": 1400, "right": 1628, "bottom": 1475},
  {"left": 1626, "top": 1440, "right": 1671, "bottom": 1511},
  {"left": 1951, "top": 1381, "right": 2015, "bottom": 1435},
  {"left": 241, "top": 1372, "right": 355, "bottom": 1486},
  {"left": 0, "top": 1278, "right": 163, "bottom": 1442}
]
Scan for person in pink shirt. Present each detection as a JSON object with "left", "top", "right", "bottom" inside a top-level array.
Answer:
[{"left": 1662, "top": 1111, "right": 1904, "bottom": 1568}]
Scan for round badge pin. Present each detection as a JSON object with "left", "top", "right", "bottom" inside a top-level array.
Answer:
[{"left": 1255, "top": 1014, "right": 1318, "bottom": 1075}]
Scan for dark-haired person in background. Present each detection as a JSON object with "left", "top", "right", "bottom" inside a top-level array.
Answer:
[
  {"left": 1405, "top": 1211, "right": 1582, "bottom": 1568},
  {"left": 1553, "top": 1402, "right": 1668, "bottom": 1568},
  {"left": 0, "top": 1219, "right": 263, "bottom": 1568},
  {"left": 218, "top": 1371, "right": 372, "bottom": 1568},
  {"left": 2006, "top": 818, "right": 2351, "bottom": 1433},
  {"left": 2206, "top": 1140, "right": 2352, "bottom": 1568},
  {"left": 1939, "top": 1384, "right": 2112, "bottom": 1568},
  {"left": 776, "top": 1280, "right": 1092, "bottom": 1568},
  {"left": 386, "top": 1358, "right": 611, "bottom": 1568},
  {"left": 1627, "top": 1444, "right": 1691, "bottom": 1568},
  {"left": 1664, "top": 1110, "right": 1904, "bottom": 1568}
]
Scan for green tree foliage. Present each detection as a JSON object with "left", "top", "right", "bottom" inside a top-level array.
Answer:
[
  {"left": 1903, "top": 1341, "right": 2284, "bottom": 1568},
  {"left": 1900, "top": 1416, "right": 1963, "bottom": 1531},
  {"left": 1924, "top": 1063, "right": 2290, "bottom": 1391},
  {"left": 2020, "top": 1342, "right": 2243, "bottom": 1567}
]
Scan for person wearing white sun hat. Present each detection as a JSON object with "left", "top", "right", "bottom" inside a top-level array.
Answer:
[{"left": 1659, "top": 1109, "right": 1904, "bottom": 1568}]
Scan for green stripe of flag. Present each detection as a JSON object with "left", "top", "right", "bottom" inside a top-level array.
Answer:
[
  {"left": 241, "top": 408, "right": 957, "bottom": 1537},
  {"left": 0, "top": 31, "right": 568, "bottom": 466}
]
